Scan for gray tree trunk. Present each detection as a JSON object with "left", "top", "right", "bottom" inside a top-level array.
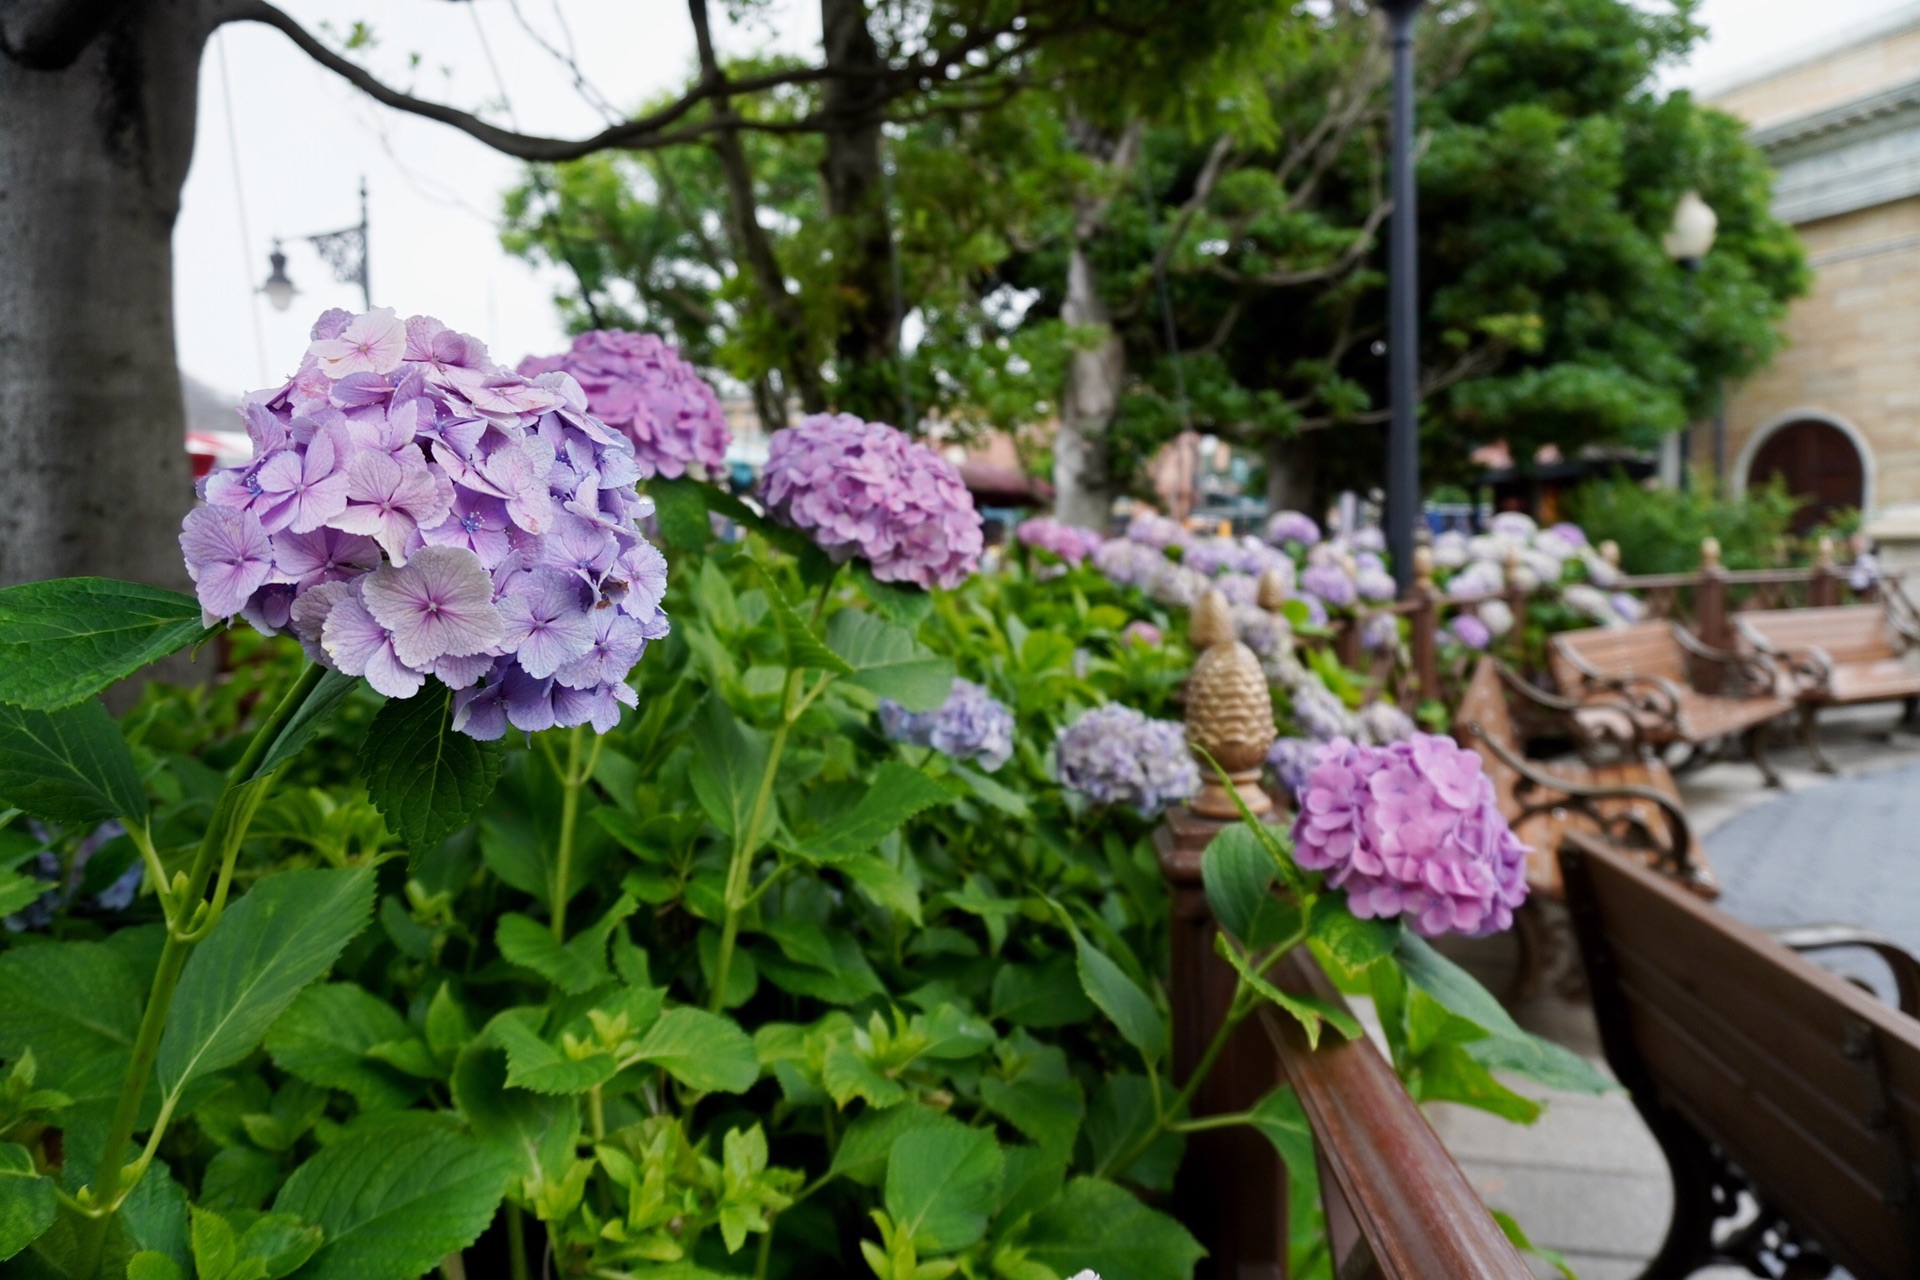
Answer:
[
  {"left": 0, "top": 0, "right": 211, "bottom": 589},
  {"left": 1052, "top": 241, "right": 1125, "bottom": 531}
]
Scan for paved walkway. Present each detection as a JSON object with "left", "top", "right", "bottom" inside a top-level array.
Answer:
[{"left": 1422, "top": 706, "right": 1920, "bottom": 1279}]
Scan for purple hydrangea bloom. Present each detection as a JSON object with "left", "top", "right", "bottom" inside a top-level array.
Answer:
[
  {"left": 1055, "top": 704, "right": 1199, "bottom": 817},
  {"left": 1359, "top": 612, "right": 1399, "bottom": 652},
  {"left": 1266, "top": 510, "right": 1321, "bottom": 548},
  {"left": 1094, "top": 539, "right": 1167, "bottom": 590},
  {"left": 1267, "top": 736, "right": 1326, "bottom": 796},
  {"left": 1016, "top": 517, "right": 1104, "bottom": 567},
  {"left": 1610, "top": 592, "right": 1645, "bottom": 623},
  {"left": 1356, "top": 699, "right": 1416, "bottom": 745},
  {"left": 1447, "top": 614, "right": 1492, "bottom": 651},
  {"left": 1488, "top": 512, "right": 1536, "bottom": 539},
  {"left": 1122, "top": 620, "right": 1162, "bottom": 647},
  {"left": 1295, "top": 593, "right": 1330, "bottom": 629},
  {"left": 186, "top": 307, "right": 669, "bottom": 739},
  {"left": 1545, "top": 522, "right": 1588, "bottom": 547},
  {"left": 880, "top": 678, "right": 1015, "bottom": 772},
  {"left": 1125, "top": 513, "right": 1190, "bottom": 550},
  {"left": 1301, "top": 562, "right": 1357, "bottom": 608},
  {"left": 1291, "top": 734, "right": 1529, "bottom": 938},
  {"left": 759, "top": 413, "right": 983, "bottom": 590},
  {"left": 518, "top": 330, "right": 730, "bottom": 480},
  {"left": 1290, "top": 680, "right": 1355, "bottom": 741},
  {"left": 1350, "top": 527, "right": 1387, "bottom": 553}
]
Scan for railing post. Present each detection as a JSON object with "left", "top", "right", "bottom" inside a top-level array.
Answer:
[
  {"left": 1696, "top": 536, "right": 1727, "bottom": 692},
  {"left": 1408, "top": 547, "right": 1439, "bottom": 707},
  {"left": 1812, "top": 536, "right": 1839, "bottom": 608},
  {"left": 1158, "top": 590, "right": 1287, "bottom": 1280}
]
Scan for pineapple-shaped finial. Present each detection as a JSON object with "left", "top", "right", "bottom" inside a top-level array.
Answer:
[{"left": 1185, "top": 589, "right": 1277, "bottom": 818}]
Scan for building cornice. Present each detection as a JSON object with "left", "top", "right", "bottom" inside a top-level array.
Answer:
[{"left": 1752, "top": 77, "right": 1920, "bottom": 154}]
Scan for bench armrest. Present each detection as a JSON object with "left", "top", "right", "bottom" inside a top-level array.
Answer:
[
  {"left": 1883, "top": 584, "right": 1920, "bottom": 652},
  {"left": 1733, "top": 622, "right": 1836, "bottom": 698},
  {"left": 1674, "top": 624, "right": 1783, "bottom": 697},
  {"left": 1768, "top": 924, "right": 1920, "bottom": 1018},
  {"left": 1492, "top": 661, "right": 1656, "bottom": 760},
  {"left": 1462, "top": 719, "right": 1706, "bottom": 893}
]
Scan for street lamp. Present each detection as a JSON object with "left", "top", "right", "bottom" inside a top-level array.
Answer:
[
  {"left": 1663, "top": 191, "right": 1721, "bottom": 486},
  {"left": 259, "top": 241, "right": 298, "bottom": 312},
  {"left": 262, "top": 178, "right": 372, "bottom": 315},
  {"left": 1380, "top": 0, "right": 1425, "bottom": 594}
]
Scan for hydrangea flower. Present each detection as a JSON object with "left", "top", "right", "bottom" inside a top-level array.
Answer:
[
  {"left": 1055, "top": 704, "right": 1199, "bottom": 817},
  {"left": 1359, "top": 612, "right": 1399, "bottom": 652},
  {"left": 518, "top": 329, "right": 730, "bottom": 480},
  {"left": 1122, "top": 620, "right": 1162, "bottom": 646},
  {"left": 880, "top": 678, "right": 1015, "bottom": 772},
  {"left": 1301, "top": 562, "right": 1357, "bottom": 608},
  {"left": 1562, "top": 583, "right": 1617, "bottom": 624},
  {"left": 1488, "top": 512, "right": 1537, "bottom": 538},
  {"left": 1447, "top": 614, "right": 1492, "bottom": 650},
  {"left": 1349, "top": 527, "right": 1387, "bottom": 553},
  {"left": 1610, "top": 592, "right": 1646, "bottom": 623},
  {"left": 1290, "top": 679, "right": 1356, "bottom": 741},
  {"left": 759, "top": 413, "right": 983, "bottom": 590},
  {"left": 1093, "top": 538, "right": 1165, "bottom": 590},
  {"left": 1125, "top": 513, "right": 1190, "bottom": 550},
  {"left": 1016, "top": 516, "right": 1105, "bottom": 566},
  {"left": 1267, "top": 736, "right": 1322, "bottom": 796},
  {"left": 1291, "top": 734, "right": 1529, "bottom": 938},
  {"left": 1477, "top": 599, "right": 1515, "bottom": 637},
  {"left": 184, "top": 307, "right": 669, "bottom": 740},
  {"left": 1356, "top": 699, "right": 1416, "bottom": 745},
  {"left": 1267, "top": 510, "right": 1321, "bottom": 548}
]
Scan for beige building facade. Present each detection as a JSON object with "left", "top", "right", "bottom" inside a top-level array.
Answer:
[{"left": 1704, "top": 6, "right": 1920, "bottom": 547}]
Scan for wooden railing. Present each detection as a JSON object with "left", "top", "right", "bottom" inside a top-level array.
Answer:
[{"left": 1156, "top": 806, "right": 1533, "bottom": 1279}]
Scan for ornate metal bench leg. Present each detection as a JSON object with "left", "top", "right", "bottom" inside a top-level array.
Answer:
[
  {"left": 1799, "top": 705, "right": 1836, "bottom": 774},
  {"left": 1745, "top": 726, "right": 1785, "bottom": 789}
]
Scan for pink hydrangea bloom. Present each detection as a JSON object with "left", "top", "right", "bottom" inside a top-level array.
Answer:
[
  {"left": 1290, "top": 734, "right": 1529, "bottom": 938},
  {"left": 183, "top": 307, "right": 669, "bottom": 739},
  {"left": 518, "top": 330, "right": 730, "bottom": 480},
  {"left": 759, "top": 413, "right": 983, "bottom": 590},
  {"left": 1015, "top": 516, "right": 1104, "bottom": 566}
]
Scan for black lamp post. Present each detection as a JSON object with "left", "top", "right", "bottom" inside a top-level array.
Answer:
[
  {"left": 1663, "top": 191, "right": 1719, "bottom": 488},
  {"left": 263, "top": 178, "right": 372, "bottom": 313},
  {"left": 1381, "top": 0, "right": 1425, "bottom": 593}
]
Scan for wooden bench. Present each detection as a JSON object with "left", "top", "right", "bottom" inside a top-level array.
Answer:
[
  {"left": 1561, "top": 832, "right": 1920, "bottom": 1280},
  {"left": 1735, "top": 603, "right": 1920, "bottom": 772},
  {"left": 1455, "top": 657, "right": 1714, "bottom": 901},
  {"left": 1549, "top": 620, "right": 1795, "bottom": 787}
]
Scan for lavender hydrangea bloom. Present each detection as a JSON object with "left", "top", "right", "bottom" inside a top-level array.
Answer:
[
  {"left": 1121, "top": 620, "right": 1162, "bottom": 647},
  {"left": 1055, "top": 704, "right": 1199, "bottom": 816},
  {"left": 518, "top": 329, "right": 730, "bottom": 480},
  {"left": 1291, "top": 734, "right": 1529, "bottom": 938},
  {"left": 1093, "top": 539, "right": 1165, "bottom": 590},
  {"left": 1267, "top": 736, "right": 1325, "bottom": 796},
  {"left": 1290, "top": 680, "right": 1355, "bottom": 741},
  {"left": 1359, "top": 612, "right": 1399, "bottom": 652},
  {"left": 1447, "top": 614, "right": 1492, "bottom": 651},
  {"left": 1546, "top": 521, "right": 1588, "bottom": 547},
  {"left": 1267, "top": 510, "right": 1321, "bottom": 548},
  {"left": 1477, "top": 599, "right": 1515, "bottom": 637},
  {"left": 185, "top": 307, "right": 668, "bottom": 739},
  {"left": 1301, "top": 562, "right": 1357, "bottom": 608},
  {"left": 1016, "top": 516, "right": 1105, "bottom": 566},
  {"left": 1125, "top": 513, "right": 1190, "bottom": 550},
  {"left": 880, "top": 678, "right": 1015, "bottom": 772},
  {"left": 1609, "top": 592, "right": 1645, "bottom": 623},
  {"left": 1356, "top": 699, "right": 1416, "bottom": 745},
  {"left": 1489, "top": 512, "right": 1537, "bottom": 538},
  {"left": 1350, "top": 527, "right": 1387, "bottom": 553},
  {"left": 759, "top": 413, "right": 983, "bottom": 590}
]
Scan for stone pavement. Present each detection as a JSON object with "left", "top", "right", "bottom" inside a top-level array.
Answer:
[{"left": 1421, "top": 705, "right": 1920, "bottom": 1280}]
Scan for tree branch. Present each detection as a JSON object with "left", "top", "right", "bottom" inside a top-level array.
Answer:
[{"left": 0, "top": 0, "right": 131, "bottom": 68}]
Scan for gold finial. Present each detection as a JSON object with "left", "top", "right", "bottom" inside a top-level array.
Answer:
[
  {"left": 1817, "top": 535, "right": 1835, "bottom": 569},
  {"left": 1184, "top": 589, "right": 1277, "bottom": 819},
  {"left": 1256, "top": 568, "right": 1290, "bottom": 612},
  {"left": 1413, "top": 545, "right": 1434, "bottom": 592},
  {"left": 1701, "top": 536, "right": 1722, "bottom": 570},
  {"left": 1600, "top": 539, "right": 1621, "bottom": 568}
]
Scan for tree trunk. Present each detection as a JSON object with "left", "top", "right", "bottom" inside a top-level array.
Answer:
[
  {"left": 1052, "top": 241, "right": 1125, "bottom": 531},
  {"left": 1265, "top": 433, "right": 1320, "bottom": 516},
  {"left": 0, "top": 1, "right": 209, "bottom": 589},
  {"left": 818, "top": 0, "right": 900, "bottom": 424}
]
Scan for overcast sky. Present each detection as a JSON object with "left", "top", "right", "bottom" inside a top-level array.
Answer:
[{"left": 172, "top": 0, "right": 1920, "bottom": 400}]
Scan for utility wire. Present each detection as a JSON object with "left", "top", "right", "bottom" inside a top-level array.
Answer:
[{"left": 217, "top": 29, "right": 271, "bottom": 386}]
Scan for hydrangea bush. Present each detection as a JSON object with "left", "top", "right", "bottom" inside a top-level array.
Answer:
[{"left": 518, "top": 328, "right": 731, "bottom": 479}]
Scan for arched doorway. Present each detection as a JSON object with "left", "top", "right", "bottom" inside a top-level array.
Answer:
[{"left": 1745, "top": 418, "right": 1866, "bottom": 533}]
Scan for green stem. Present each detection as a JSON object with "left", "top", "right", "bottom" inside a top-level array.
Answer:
[
  {"left": 708, "top": 711, "right": 794, "bottom": 1013},
  {"left": 73, "top": 662, "right": 329, "bottom": 1280},
  {"left": 507, "top": 1202, "right": 531, "bottom": 1280},
  {"left": 1097, "top": 986, "right": 1256, "bottom": 1181},
  {"left": 551, "top": 725, "right": 586, "bottom": 943},
  {"left": 754, "top": 1225, "right": 775, "bottom": 1280}
]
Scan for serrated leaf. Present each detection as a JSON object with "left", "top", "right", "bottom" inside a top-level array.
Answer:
[
  {"left": 1069, "top": 925, "right": 1166, "bottom": 1066},
  {"left": 1246, "top": 1084, "right": 1316, "bottom": 1184},
  {"left": 0, "top": 1142, "right": 56, "bottom": 1262},
  {"left": 158, "top": 867, "right": 376, "bottom": 1108},
  {"left": 687, "top": 696, "right": 772, "bottom": 842},
  {"left": 0, "top": 868, "right": 47, "bottom": 919},
  {"left": 883, "top": 1117, "right": 1004, "bottom": 1253},
  {"left": 272, "top": 1112, "right": 513, "bottom": 1280},
  {"left": 492, "top": 1015, "right": 617, "bottom": 1095},
  {"left": 450, "top": 1038, "right": 581, "bottom": 1194},
  {"left": 790, "top": 763, "right": 949, "bottom": 863},
  {"left": 359, "top": 687, "right": 503, "bottom": 863},
  {"left": 249, "top": 669, "right": 359, "bottom": 781},
  {"left": 0, "top": 578, "right": 208, "bottom": 710},
  {"left": 630, "top": 1008, "right": 758, "bottom": 1094},
  {"left": 263, "top": 983, "right": 422, "bottom": 1112},
  {"left": 1213, "top": 934, "right": 1361, "bottom": 1050},
  {"left": 980, "top": 1045, "right": 1083, "bottom": 1156},
  {"left": 758, "top": 571, "right": 854, "bottom": 676},
  {"left": 649, "top": 477, "right": 716, "bottom": 549},
  {"left": 824, "top": 610, "right": 953, "bottom": 711},
  {"left": 1309, "top": 897, "right": 1400, "bottom": 972},
  {"left": 0, "top": 940, "right": 141, "bottom": 1103},
  {"left": 990, "top": 958, "right": 1095, "bottom": 1028},
  {"left": 857, "top": 568, "right": 934, "bottom": 628},
  {"left": 1023, "top": 1177, "right": 1205, "bottom": 1280},
  {"left": 0, "top": 699, "right": 146, "bottom": 825},
  {"left": 495, "top": 896, "right": 637, "bottom": 994},
  {"left": 827, "top": 1104, "right": 947, "bottom": 1187}
]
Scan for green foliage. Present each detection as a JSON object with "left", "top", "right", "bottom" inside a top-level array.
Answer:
[
  {"left": 0, "top": 699, "right": 147, "bottom": 825},
  {"left": 358, "top": 686, "right": 504, "bottom": 864},
  {"left": 0, "top": 1141, "right": 57, "bottom": 1261},
  {"left": 0, "top": 579, "right": 208, "bottom": 711},
  {"left": 1568, "top": 472, "right": 1803, "bottom": 571}
]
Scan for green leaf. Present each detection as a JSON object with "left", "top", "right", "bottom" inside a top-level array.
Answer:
[
  {"left": 758, "top": 571, "right": 854, "bottom": 676},
  {"left": 687, "top": 697, "right": 772, "bottom": 842},
  {"left": 790, "top": 763, "right": 949, "bottom": 863},
  {"left": 127, "top": 1253, "right": 185, "bottom": 1280},
  {"left": 1023, "top": 1176, "right": 1206, "bottom": 1280},
  {"left": 0, "top": 699, "right": 146, "bottom": 825},
  {"left": 989, "top": 957, "right": 1095, "bottom": 1028},
  {"left": 649, "top": 477, "right": 716, "bottom": 549},
  {"left": 450, "top": 1039, "right": 581, "bottom": 1196},
  {"left": 248, "top": 669, "right": 359, "bottom": 781},
  {"left": 1084, "top": 1074, "right": 1183, "bottom": 1191},
  {"left": 630, "top": 1008, "right": 758, "bottom": 1093},
  {"left": 883, "top": 1116, "right": 1004, "bottom": 1253},
  {"left": 1069, "top": 926, "right": 1167, "bottom": 1066},
  {"left": 1200, "top": 825, "right": 1274, "bottom": 941},
  {"left": 0, "top": 940, "right": 141, "bottom": 1103},
  {"left": 1467, "top": 1031, "right": 1613, "bottom": 1096},
  {"left": 157, "top": 867, "right": 377, "bottom": 1108},
  {"left": 824, "top": 610, "right": 953, "bottom": 711},
  {"left": 0, "top": 1142, "right": 56, "bottom": 1262},
  {"left": 1394, "top": 933, "right": 1521, "bottom": 1037},
  {"left": 1492, "top": 1209, "right": 1576, "bottom": 1280},
  {"left": 0, "top": 578, "right": 208, "bottom": 710},
  {"left": 949, "top": 762, "right": 1030, "bottom": 819},
  {"left": 1213, "top": 934, "right": 1361, "bottom": 1050},
  {"left": 1246, "top": 1085, "right": 1316, "bottom": 1185},
  {"left": 358, "top": 687, "right": 504, "bottom": 863},
  {"left": 492, "top": 1015, "right": 617, "bottom": 1096},
  {"left": 496, "top": 894, "right": 637, "bottom": 995},
  {"left": 1410, "top": 1044, "right": 1541, "bottom": 1123},
  {"left": 827, "top": 1104, "right": 947, "bottom": 1187},
  {"left": 857, "top": 568, "right": 934, "bottom": 628},
  {"left": 272, "top": 1112, "right": 513, "bottom": 1280},
  {"left": 980, "top": 1042, "right": 1084, "bottom": 1157},
  {"left": 0, "top": 869, "right": 47, "bottom": 920},
  {"left": 263, "top": 983, "right": 424, "bottom": 1112},
  {"left": 1309, "top": 898, "right": 1401, "bottom": 973}
]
